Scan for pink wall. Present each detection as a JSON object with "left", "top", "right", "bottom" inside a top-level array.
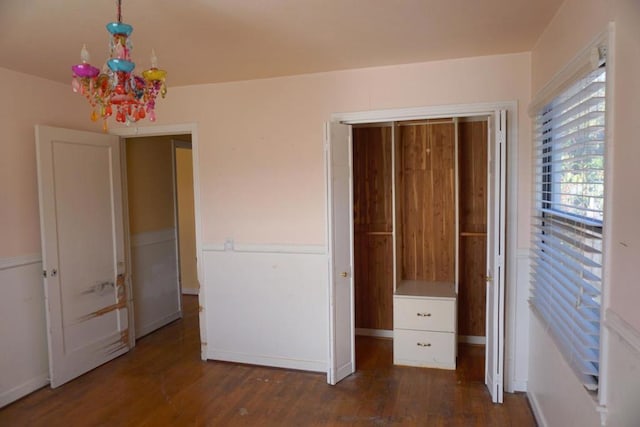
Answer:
[
  {"left": 531, "top": 0, "right": 611, "bottom": 94},
  {"left": 0, "top": 53, "right": 531, "bottom": 256},
  {"left": 160, "top": 52, "right": 532, "bottom": 248},
  {"left": 529, "top": 0, "right": 640, "bottom": 424},
  {"left": 0, "top": 67, "right": 95, "bottom": 258}
]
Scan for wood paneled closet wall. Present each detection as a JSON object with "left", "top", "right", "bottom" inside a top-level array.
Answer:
[
  {"left": 353, "top": 118, "right": 488, "bottom": 341},
  {"left": 353, "top": 127, "right": 394, "bottom": 331},
  {"left": 457, "top": 120, "right": 488, "bottom": 337}
]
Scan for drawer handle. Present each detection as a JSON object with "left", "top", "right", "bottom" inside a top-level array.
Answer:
[
  {"left": 417, "top": 342, "right": 432, "bottom": 347},
  {"left": 416, "top": 312, "right": 432, "bottom": 317}
]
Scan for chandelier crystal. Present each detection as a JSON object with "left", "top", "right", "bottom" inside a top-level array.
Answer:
[{"left": 71, "top": 0, "right": 167, "bottom": 131}]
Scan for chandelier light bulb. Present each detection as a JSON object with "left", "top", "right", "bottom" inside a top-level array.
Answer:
[
  {"left": 150, "top": 49, "right": 158, "bottom": 69},
  {"left": 80, "top": 44, "right": 90, "bottom": 63}
]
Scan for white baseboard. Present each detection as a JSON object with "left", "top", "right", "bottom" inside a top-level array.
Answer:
[
  {"left": 135, "top": 310, "right": 182, "bottom": 339},
  {"left": 511, "top": 380, "right": 528, "bottom": 392},
  {"left": 334, "top": 362, "right": 354, "bottom": 382},
  {"left": 355, "top": 328, "right": 393, "bottom": 338},
  {"left": 182, "top": 287, "right": 199, "bottom": 295},
  {"left": 458, "top": 335, "right": 486, "bottom": 345},
  {"left": 0, "top": 374, "right": 48, "bottom": 409},
  {"left": 528, "top": 391, "right": 549, "bottom": 427},
  {"left": 208, "top": 350, "right": 326, "bottom": 373}
]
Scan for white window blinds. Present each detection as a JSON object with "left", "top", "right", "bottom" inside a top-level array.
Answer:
[{"left": 531, "top": 66, "right": 606, "bottom": 392}]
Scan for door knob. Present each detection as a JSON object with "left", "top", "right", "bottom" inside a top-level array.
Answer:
[{"left": 340, "top": 272, "right": 348, "bottom": 278}]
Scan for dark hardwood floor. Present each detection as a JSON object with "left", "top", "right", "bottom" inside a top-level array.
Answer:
[{"left": 0, "top": 296, "right": 535, "bottom": 426}]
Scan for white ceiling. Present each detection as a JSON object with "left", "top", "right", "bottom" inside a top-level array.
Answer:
[{"left": 0, "top": 0, "right": 563, "bottom": 87}]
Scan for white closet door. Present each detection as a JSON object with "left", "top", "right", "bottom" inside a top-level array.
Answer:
[
  {"left": 326, "top": 121, "right": 355, "bottom": 385},
  {"left": 36, "top": 125, "right": 129, "bottom": 388},
  {"left": 485, "top": 111, "right": 507, "bottom": 403}
]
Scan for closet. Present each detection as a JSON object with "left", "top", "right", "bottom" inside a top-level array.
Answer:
[{"left": 352, "top": 117, "right": 488, "bottom": 370}]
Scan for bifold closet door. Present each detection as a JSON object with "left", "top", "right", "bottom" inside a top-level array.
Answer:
[{"left": 352, "top": 127, "right": 393, "bottom": 331}]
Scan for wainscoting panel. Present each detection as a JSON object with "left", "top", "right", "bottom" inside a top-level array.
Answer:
[
  {"left": 203, "top": 245, "right": 328, "bottom": 372},
  {"left": 0, "top": 255, "right": 49, "bottom": 408},
  {"left": 527, "top": 313, "right": 601, "bottom": 427},
  {"left": 603, "top": 309, "right": 640, "bottom": 426},
  {"left": 506, "top": 248, "right": 531, "bottom": 392},
  {"left": 131, "top": 229, "right": 181, "bottom": 338}
]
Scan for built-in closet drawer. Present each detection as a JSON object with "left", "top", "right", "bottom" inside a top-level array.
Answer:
[
  {"left": 393, "top": 281, "right": 457, "bottom": 370},
  {"left": 393, "top": 329, "right": 456, "bottom": 369},
  {"left": 394, "top": 298, "right": 455, "bottom": 332}
]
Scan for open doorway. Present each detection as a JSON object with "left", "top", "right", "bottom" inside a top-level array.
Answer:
[
  {"left": 34, "top": 124, "right": 203, "bottom": 388},
  {"left": 124, "top": 134, "right": 197, "bottom": 340}
]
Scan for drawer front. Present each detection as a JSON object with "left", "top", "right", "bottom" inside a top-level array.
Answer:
[
  {"left": 394, "top": 297, "right": 455, "bottom": 332},
  {"left": 393, "top": 329, "right": 455, "bottom": 369}
]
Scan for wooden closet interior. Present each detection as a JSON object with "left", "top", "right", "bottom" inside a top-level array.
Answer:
[{"left": 352, "top": 117, "right": 488, "bottom": 369}]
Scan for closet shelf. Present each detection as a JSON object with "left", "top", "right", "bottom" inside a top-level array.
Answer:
[
  {"left": 395, "top": 280, "right": 456, "bottom": 299},
  {"left": 357, "top": 231, "right": 393, "bottom": 235}
]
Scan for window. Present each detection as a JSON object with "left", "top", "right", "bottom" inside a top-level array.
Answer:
[{"left": 531, "top": 65, "right": 606, "bottom": 392}]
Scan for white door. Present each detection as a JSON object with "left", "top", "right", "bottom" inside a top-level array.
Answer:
[
  {"left": 326, "top": 121, "right": 355, "bottom": 385},
  {"left": 36, "top": 125, "right": 129, "bottom": 388},
  {"left": 485, "top": 111, "right": 507, "bottom": 403},
  {"left": 126, "top": 137, "right": 182, "bottom": 339}
]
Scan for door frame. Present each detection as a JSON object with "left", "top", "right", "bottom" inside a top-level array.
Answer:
[
  {"left": 328, "top": 101, "right": 519, "bottom": 389},
  {"left": 111, "top": 124, "right": 207, "bottom": 360},
  {"left": 171, "top": 139, "right": 195, "bottom": 296}
]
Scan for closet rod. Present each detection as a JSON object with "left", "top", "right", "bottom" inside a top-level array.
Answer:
[{"left": 459, "top": 232, "right": 487, "bottom": 237}]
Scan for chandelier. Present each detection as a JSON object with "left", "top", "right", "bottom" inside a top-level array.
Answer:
[{"left": 71, "top": 0, "right": 167, "bottom": 131}]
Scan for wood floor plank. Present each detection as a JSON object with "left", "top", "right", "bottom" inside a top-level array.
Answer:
[{"left": 0, "top": 296, "right": 535, "bottom": 426}]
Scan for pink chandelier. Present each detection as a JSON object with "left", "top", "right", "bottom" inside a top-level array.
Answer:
[{"left": 71, "top": 0, "right": 167, "bottom": 131}]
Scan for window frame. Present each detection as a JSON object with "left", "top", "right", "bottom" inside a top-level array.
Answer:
[{"left": 530, "top": 45, "right": 609, "bottom": 396}]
